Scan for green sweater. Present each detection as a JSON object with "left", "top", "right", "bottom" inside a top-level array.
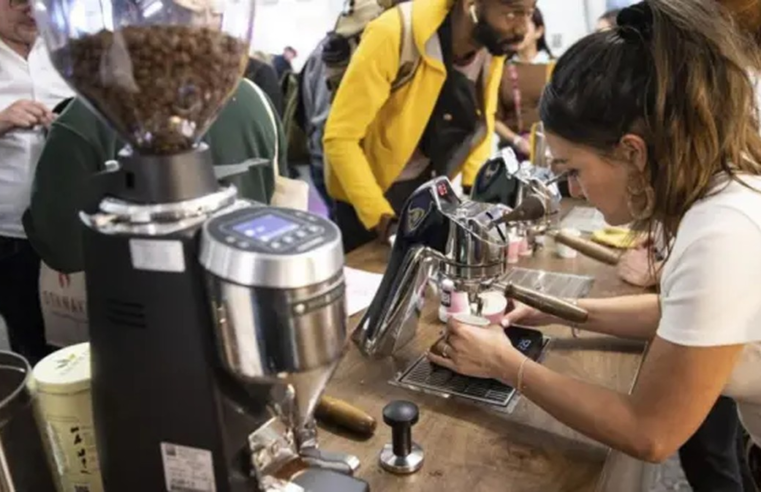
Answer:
[{"left": 24, "top": 81, "right": 287, "bottom": 273}]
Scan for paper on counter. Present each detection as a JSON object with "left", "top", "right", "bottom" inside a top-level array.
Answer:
[
  {"left": 344, "top": 267, "right": 383, "bottom": 316},
  {"left": 560, "top": 206, "right": 609, "bottom": 233}
]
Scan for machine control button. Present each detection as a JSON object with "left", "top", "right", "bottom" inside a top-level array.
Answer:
[
  {"left": 271, "top": 242, "right": 281, "bottom": 250},
  {"left": 379, "top": 401, "right": 424, "bottom": 475},
  {"left": 225, "top": 236, "right": 236, "bottom": 243},
  {"left": 238, "top": 242, "right": 250, "bottom": 249},
  {"left": 294, "top": 303, "right": 306, "bottom": 315},
  {"left": 307, "top": 226, "right": 323, "bottom": 233},
  {"left": 283, "top": 236, "right": 294, "bottom": 244},
  {"left": 295, "top": 230, "right": 307, "bottom": 238}
]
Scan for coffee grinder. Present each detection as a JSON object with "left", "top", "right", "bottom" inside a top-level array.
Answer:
[{"left": 33, "top": 1, "right": 367, "bottom": 491}]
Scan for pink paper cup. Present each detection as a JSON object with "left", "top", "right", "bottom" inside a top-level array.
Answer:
[{"left": 479, "top": 291, "right": 508, "bottom": 325}]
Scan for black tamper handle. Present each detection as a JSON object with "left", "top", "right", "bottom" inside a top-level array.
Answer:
[{"left": 383, "top": 401, "right": 419, "bottom": 458}]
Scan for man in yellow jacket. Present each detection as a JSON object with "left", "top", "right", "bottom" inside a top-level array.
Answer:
[{"left": 324, "top": 0, "right": 536, "bottom": 251}]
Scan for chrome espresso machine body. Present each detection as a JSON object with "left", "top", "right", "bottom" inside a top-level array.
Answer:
[
  {"left": 354, "top": 177, "right": 512, "bottom": 358},
  {"left": 353, "top": 176, "right": 586, "bottom": 359},
  {"left": 33, "top": 1, "right": 367, "bottom": 490}
]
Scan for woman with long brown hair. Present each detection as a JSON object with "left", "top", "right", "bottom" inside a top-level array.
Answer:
[{"left": 430, "top": 0, "right": 761, "bottom": 487}]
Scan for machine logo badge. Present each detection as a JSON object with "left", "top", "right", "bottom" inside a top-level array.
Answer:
[
  {"left": 407, "top": 203, "right": 432, "bottom": 232},
  {"left": 484, "top": 162, "right": 500, "bottom": 181}
]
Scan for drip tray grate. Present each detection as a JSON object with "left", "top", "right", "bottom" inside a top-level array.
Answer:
[
  {"left": 499, "top": 268, "right": 594, "bottom": 300},
  {"left": 394, "top": 356, "right": 519, "bottom": 407},
  {"left": 392, "top": 326, "right": 549, "bottom": 409}
]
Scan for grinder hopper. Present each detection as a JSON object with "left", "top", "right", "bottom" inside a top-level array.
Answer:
[{"left": 33, "top": 0, "right": 255, "bottom": 156}]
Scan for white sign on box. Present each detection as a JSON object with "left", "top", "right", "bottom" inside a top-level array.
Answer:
[
  {"left": 343, "top": 267, "right": 383, "bottom": 317},
  {"left": 39, "top": 263, "right": 89, "bottom": 347}
]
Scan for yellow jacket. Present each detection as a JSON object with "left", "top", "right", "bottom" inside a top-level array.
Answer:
[{"left": 323, "top": 0, "right": 505, "bottom": 229}]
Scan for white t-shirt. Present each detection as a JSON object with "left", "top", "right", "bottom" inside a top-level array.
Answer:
[
  {"left": 0, "top": 38, "right": 73, "bottom": 238},
  {"left": 657, "top": 175, "right": 761, "bottom": 445}
]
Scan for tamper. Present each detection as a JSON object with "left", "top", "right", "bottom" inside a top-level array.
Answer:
[{"left": 379, "top": 401, "right": 424, "bottom": 474}]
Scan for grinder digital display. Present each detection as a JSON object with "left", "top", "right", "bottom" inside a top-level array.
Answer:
[{"left": 232, "top": 214, "right": 299, "bottom": 242}]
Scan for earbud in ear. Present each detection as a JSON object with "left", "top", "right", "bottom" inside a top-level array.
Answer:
[{"left": 469, "top": 4, "right": 479, "bottom": 24}]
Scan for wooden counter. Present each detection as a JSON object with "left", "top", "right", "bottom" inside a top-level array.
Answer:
[{"left": 319, "top": 220, "right": 649, "bottom": 492}]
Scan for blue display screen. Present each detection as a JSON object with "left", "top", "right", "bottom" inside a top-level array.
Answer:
[{"left": 232, "top": 214, "right": 298, "bottom": 242}]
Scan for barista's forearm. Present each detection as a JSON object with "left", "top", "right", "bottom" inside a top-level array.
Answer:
[
  {"left": 572, "top": 294, "right": 660, "bottom": 340},
  {"left": 494, "top": 120, "right": 518, "bottom": 142}
]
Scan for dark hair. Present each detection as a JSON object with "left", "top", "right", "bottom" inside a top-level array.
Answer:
[
  {"left": 598, "top": 8, "right": 621, "bottom": 29},
  {"left": 531, "top": 8, "right": 553, "bottom": 59},
  {"left": 284, "top": 46, "right": 297, "bottom": 56},
  {"left": 540, "top": 0, "right": 761, "bottom": 257}
]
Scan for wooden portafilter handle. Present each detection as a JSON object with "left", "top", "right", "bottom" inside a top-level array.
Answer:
[
  {"left": 315, "top": 395, "right": 378, "bottom": 437},
  {"left": 504, "top": 283, "right": 589, "bottom": 324},
  {"left": 552, "top": 231, "right": 621, "bottom": 266}
]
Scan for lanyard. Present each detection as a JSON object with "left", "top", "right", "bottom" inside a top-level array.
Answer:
[{"left": 507, "top": 63, "right": 523, "bottom": 134}]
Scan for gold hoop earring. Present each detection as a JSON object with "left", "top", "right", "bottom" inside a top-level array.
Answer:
[{"left": 626, "top": 172, "right": 655, "bottom": 221}]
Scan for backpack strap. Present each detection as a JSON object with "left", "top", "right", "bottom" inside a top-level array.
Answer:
[
  {"left": 391, "top": 1, "right": 420, "bottom": 92},
  {"left": 243, "top": 78, "right": 281, "bottom": 175}
]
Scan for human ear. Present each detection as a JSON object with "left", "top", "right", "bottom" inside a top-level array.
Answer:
[{"left": 619, "top": 134, "right": 649, "bottom": 174}]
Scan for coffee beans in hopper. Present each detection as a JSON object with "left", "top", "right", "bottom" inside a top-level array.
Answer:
[{"left": 56, "top": 26, "right": 248, "bottom": 155}]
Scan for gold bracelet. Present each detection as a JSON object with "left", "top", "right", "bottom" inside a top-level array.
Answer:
[{"left": 516, "top": 356, "right": 530, "bottom": 393}]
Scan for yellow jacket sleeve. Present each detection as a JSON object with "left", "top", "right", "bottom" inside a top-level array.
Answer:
[
  {"left": 461, "top": 127, "right": 493, "bottom": 187},
  {"left": 323, "top": 17, "right": 399, "bottom": 230}
]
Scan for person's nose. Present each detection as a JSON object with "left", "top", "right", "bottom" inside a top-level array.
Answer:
[{"left": 513, "top": 16, "right": 530, "bottom": 37}]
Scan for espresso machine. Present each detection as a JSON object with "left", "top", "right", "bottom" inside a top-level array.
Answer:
[
  {"left": 472, "top": 150, "right": 622, "bottom": 266},
  {"left": 471, "top": 147, "right": 561, "bottom": 216},
  {"left": 353, "top": 177, "right": 587, "bottom": 359},
  {"left": 34, "top": 1, "right": 367, "bottom": 491}
]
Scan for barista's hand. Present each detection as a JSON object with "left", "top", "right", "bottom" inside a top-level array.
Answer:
[
  {"left": 617, "top": 246, "right": 661, "bottom": 288},
  {"left": 0, "top": 100, "right": 54, "bottom": 136},
  {"left": 428, "top": 319, "right": 521, "bottom": 381},
  {"left": 515, "top": 137, "right": 531, "bottom": 156},
  {"left": 500, "top": 301, "right": 556, "bottom": 328},
  {"left": 375, "top": 214, "right": 398, "bottom": 245}
]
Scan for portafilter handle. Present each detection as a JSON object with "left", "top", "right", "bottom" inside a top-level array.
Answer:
[
  {"left": 502, "top": 283, "right": 588, "bottom": 324},
  {"left": 550, "top": 230, "right": 621, "bottom": 266},
  {"left": 488, "top": 194, "right": 547, "bottom": 229}
]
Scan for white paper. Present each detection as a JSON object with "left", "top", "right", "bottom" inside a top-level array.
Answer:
[
  {"left": 560, "top": 206, "right": 610, "bottom": 233},
  {"left": 344, "top": 267, "right": 384, "bottom": 316}
]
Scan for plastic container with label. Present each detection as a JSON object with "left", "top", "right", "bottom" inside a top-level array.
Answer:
[{"left": 32, "top": 343, "right": 104, "bottom": 492}]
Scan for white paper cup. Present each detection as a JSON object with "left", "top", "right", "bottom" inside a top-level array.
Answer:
[
  {"left": 451, "top": 313, "right": 490, "bottom": 327},
  {"left": 556, "top": 228, "right": 581, "bottom": 259},
  {"left": 479, "top": 291, "right": 508, "bottom": 325}
]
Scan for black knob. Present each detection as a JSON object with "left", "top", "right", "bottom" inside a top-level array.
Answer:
[{"left": 382, "top": 401, "right": 418, "bottom": 458}]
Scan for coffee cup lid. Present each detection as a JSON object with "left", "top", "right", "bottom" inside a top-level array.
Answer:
[{"left": 33, "top": 343, "right": 91, "bottom": 395}]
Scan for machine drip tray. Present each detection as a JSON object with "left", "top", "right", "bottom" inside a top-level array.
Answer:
[
  {"left": 498, "top": 268, "right": 594, "bottom": 300},
  {"left": 391, "top": 326, "right": 549, "bottom": 410}
]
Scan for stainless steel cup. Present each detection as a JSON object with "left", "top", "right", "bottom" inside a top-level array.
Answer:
[{"left": 0, "top": 351, "right": 56, "bottom": 492}]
